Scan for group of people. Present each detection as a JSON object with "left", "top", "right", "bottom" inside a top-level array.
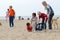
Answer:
[
  {"left": 5, "top": 1, "right": 54, "bottom": 32},
  {"left": 26, "top": 1, "right": 54, "bottom": 32}
]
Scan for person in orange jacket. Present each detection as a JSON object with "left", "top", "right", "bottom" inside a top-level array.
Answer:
[{"left": 9, "top": 6, "right": 15, "bottom": 27}]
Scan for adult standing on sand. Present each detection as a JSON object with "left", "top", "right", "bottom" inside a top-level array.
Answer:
[
  {"left": 9, "top": 6, "right": 15, "bottom": 27},
  {"left": 42, "top": 1, "right": 54, "bottom": 30}
]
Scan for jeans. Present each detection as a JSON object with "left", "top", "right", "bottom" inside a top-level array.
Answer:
[
  {"left": 41, "top": 19, "right": 47, "bottom": 30},
  {"left": 48, "top": 15, "right": 54, "bottom": 30},
  {"left": 9, "top": 16, "right": 14, "bottom": 27}
]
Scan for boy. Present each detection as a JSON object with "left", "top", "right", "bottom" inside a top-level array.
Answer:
[{"left": 26, "top": 23, "right": 32, "bottom": 32}]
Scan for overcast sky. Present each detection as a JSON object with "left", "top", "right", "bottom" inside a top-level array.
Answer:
[{"left": 0, "top": 0, "right": 60, "bottom": 17}]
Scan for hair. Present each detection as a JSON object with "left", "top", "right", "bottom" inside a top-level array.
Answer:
[
  {"left": 7, "top": 9, "right": 9, "bottom": 11},
  {"left": 42, "top": 1, "right": 47, "bottom": 6},
  {"left": 32, "top": 13, "right": 36, "bottom": 17},
  {"left": 38, "top": 11, "right": 41, "bottom": 15},
  {"left": 9, "top": 5, "right": 12, "bottom": 8},
  {"left": 26, "top": 22, "right": 30, "bottom": 26},
  {"left": 42, "top": 1, "right": 46, "bottom": 4}
]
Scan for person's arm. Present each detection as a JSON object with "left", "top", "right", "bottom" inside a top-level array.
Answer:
[
  {"left": 12, "top": 9, "right": 15, "bottom": 16},
  {"left": 31, "top": 19, "right": 32, "bottom": 24},
  {"left": 38, "top": 18, "right": 40, "bottom": 23},
  {"left": 13, "top": 9, "right": 15, "bottom": 18},
  {"left": 45, "top": 17, "right": 46, "bottom": 21},
  {"left": 38, "top": 16, "right": 41, "bottom": 23},
  {"left": 37, "top": 18, "right": 39, "bottom": 23},
  {"left": 31, "top": 21, "right": 32, "bottom": 24},
  {"left": 47, "top": 8, "right": 50, "bottom": 17},
  {"left": 46, "top": 5, "right": 51, "bottom": 17}
]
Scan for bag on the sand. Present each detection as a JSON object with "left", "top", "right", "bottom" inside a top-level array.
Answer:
[
  {"left": 36, "top": 18, "right": 43, "bottom": 31},
  {"left": 36, "top": 23, "right": 42, "bottom": 31}
]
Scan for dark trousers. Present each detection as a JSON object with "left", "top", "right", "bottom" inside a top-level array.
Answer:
[
  {"left": 42, "top": 19, "right": 47, "bottom": 30},
  {"left": 9, "top": 16, "right": 14, "bottom": 27},
  {"left": 36, "top": 23, "right": 42, "bottom": 31},
  {"left": 48, "top": 15, "right": 54, "bottom": 30}
]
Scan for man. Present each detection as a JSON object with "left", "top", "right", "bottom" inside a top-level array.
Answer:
[
  {"left": 38, "top": 11, "right": 48, "bottom": 30},
  {"left": 42, "top": 1, "right": 54, "bottom": 30},
  {"left": 9, "top": 6, "right": 15, "bottom": 27}
]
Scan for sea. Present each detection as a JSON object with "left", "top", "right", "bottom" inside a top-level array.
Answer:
[
  {"left": 0, "top": 16, "right": 31, "bottom": 20},
  {"left": 0, "top": 15, "right": 60, "bottom": 20}
]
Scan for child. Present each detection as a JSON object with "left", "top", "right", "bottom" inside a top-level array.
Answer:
[
  {"left": 31, "top": 13, "right": 37, "bottom": 32},
  {"left": 26, "top": 23, "right": 32, "bottom": 32},
  {"left": 38, "top": 11, "right": 48, "bottom": 30},
  {"left": 5, "top": 9, "right": 9, "bottom": 21}
]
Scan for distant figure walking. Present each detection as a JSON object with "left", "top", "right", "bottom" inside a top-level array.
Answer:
[
  {"left": 18, "top": 16, "right": 21, "bottom": 20},
  {"left": 9, "top": 6, "right": 15, "bottom": 27},
  {"left": 42, "top": 1, "right": 54, "bottom": 30}
]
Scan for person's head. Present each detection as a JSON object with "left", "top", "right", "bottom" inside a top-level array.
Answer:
[
  {"left": 26, "top": 22, "right": 30, "bottom": 26},
  {"left": 32, "top": 13, "right": 36, "bottom": 18},
  {"left": 9, "top": 5, "right": 13, "bottom": 9},
  {"left": 57, "top": 17, "right": 59, "bottom": 19},
  {"left": 7, "top": 9, "right": 9, "bottom": 11},
  {"left": 42, "top": 1, "right": 47, "bottom": 7},
  {"left": 37, "top": 11, "right": 41, "bottom": 16}
]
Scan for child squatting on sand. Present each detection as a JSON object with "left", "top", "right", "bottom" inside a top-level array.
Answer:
[
  {"left": 31, "top": 13, "right": 37, "bottom": 32},
  {"left": 26, "top": 23, "right": 32, "bottom": 32}
]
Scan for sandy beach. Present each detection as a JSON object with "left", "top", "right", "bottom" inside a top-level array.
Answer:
[{"left": 0, "top": 19, "right": 60, "bottom": 40}]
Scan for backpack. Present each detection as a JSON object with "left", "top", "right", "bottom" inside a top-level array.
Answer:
[{"left": 36, "top": 23, "right": 42, "bottom": 31}]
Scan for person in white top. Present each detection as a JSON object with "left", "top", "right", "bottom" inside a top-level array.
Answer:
[
  {"left": 42, "top": 1, "right": 54, "bottom": 30},
  {"left": 31, "top": 13, "right": 37, "bottom": 32},
  {"left": 5, "top": 9, "right": 9, "bottom": 22}
]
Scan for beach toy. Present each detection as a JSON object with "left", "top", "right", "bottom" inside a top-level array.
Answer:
[{"left": 36, "top": 23, "right": 42, "bottom": 31}]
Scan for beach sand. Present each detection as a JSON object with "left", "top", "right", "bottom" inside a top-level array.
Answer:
[{"left": 0, "top": 19, "right": 60, "bottom": 40}]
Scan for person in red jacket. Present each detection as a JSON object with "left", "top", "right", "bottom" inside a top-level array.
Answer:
[
  {"left": 26, "top": 23, "right": 32, "bottom": 32},
  {"left": 38, "top": 11, "right": 48, "bottom": 30}
]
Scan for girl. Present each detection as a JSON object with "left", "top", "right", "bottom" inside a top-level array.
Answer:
[
  {"left": 5, "top": 9, "right": 9, "bottom": 21},
  {"left": 31, "top": 13, "right": 37, "bottom": 32}
]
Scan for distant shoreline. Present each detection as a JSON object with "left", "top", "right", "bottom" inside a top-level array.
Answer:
[{"left": 0, "top": 15, "right": 60, "bottom": 20}]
